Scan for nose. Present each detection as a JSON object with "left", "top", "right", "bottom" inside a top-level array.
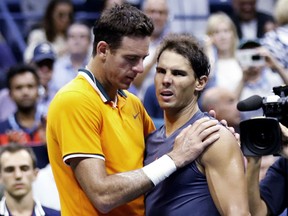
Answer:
[
  {"left": 132, "top": 60, "right": 144, "bottom": 74},
  {"left": 163, "top": 72, "right": 173, "bottom": 84},
  {"left": 14, "top": 168, "right": 23, "bottom": 179}
]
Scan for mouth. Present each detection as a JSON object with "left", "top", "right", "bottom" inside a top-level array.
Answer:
[
  {"left": 13, "top": 183, "right": 25, "bottom": 189},
  {"left": 159, "top": 89, "right": 174, "bottom": 101}
]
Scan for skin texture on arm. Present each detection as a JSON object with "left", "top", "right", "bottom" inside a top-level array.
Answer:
[
  {"left": 246, "top": 156, "right": 269, "bottom": 216},
  {"left": 198, "top": 126, "right": 251, "bottom": 216},
  {"left": 70, "top": 117, "right": 221, "bottom": 214}
]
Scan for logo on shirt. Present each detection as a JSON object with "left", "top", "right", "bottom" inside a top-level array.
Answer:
[{"left": 133, "top": 112, "right": 140, "bottom": 119}]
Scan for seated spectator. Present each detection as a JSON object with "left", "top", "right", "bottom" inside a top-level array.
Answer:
[
  {"left": 50, "top": 21, "right": 92, "bottom": 91},
  {"left": 204, "top": 12, "right": 242, "bottom": 92},
  {"left": 0, "top": 42, "right": 57, "bottom": 122},
  {"left": 230, "top": 0, "right": 275, "bottom": 40},
  {"left": 31, "top": 42, "right": 58, "bottom": 114},
  {"left": 24, "top": 0, "right": 74, "bottom": 63},
  {"left": 235, "top": 39, "right": 285, "bottom": 121},
  {"left": 0, "top": 64, "right": 49, "bottom": 168},
  {"left": 0, "top": 143, "right": 60, "bottom": 215}
]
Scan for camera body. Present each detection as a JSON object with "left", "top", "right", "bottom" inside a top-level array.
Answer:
[
  {"left": 239, "top": 86, "right": 288, "bottom": 156},
  {"left": 236, "top": 49, "right": 265, "bottom": 67}
]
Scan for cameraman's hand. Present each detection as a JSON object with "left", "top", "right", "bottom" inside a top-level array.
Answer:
[{"left": 279, "top": 123, "right": 288, "bottom": 158}]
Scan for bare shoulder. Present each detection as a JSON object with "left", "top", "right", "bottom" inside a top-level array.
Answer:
[{"left": 199, "top": 125, "right": 243, "bottom": 166}]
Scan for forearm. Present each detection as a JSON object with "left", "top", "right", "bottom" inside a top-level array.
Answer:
[
  {"left": 246, "top": 157, "right": 269, "bottom": 216},
  {"left": 73, "top": 155, "right": 176, "bottom": 213}
]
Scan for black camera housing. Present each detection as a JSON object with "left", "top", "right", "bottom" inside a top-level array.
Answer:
[
  {"left": 240, "top": 117, "right": 281, "bottom": 156},
  {"left": 239, "top": 85, "right": 288, "bottom": 156}
]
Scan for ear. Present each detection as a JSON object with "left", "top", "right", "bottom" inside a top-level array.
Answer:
[
  {"left": 32, "top": 168, "right": 39, "bottom": 181},
  {"left": 96, "top": 41, "right": 109, "bottom": 59},
  {"left": 195, "top": 75, "right": 208, "bottom": 91}
]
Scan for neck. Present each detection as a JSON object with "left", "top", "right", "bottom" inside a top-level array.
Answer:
[
  {"left": 217, "top": 50, "right": 233, "bottom": 59},
  {"left": 4, "top": 192, "right": 34, "bottom": 216},
  {"left": 16, "top": 108, "right": 37, "bottom": 129},
  {"left": 86, "top": 59, "right": 118, "bottom": 99},
  {"left": 164, "top": 102, "right": 199, "bottom": 137}
]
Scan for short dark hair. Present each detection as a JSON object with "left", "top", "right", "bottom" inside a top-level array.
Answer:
[
  {"left": 0, "top": 143, "right": 37, "bottom": 171},
  {"left": 6, "top": 64, "right": 39, "bottom": 90},
  {"left": 92, "top": 3, "right": 154, "bottom": 56},
  {"left": 157, "top": 33, "right": 211, "bottom": 79}
]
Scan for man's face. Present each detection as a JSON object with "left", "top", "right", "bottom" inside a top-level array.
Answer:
[
  {"left": 144, "top": 0, "right": 168, "bottom": 38},
  {"left": 154, "top": 50, "right": 203, "bottom": 112},
  {"left": 210, "top": 21, "right": 235, "bottom": 53},
  {"left": 9, "top": 72, "right": 39, "bottom": 111},
  {"left": 215, "top": 92, "right": 241, "bottom": 127},
  {"left": 67, "top": 23, "right": 91, "bottom": 56},
  {"left": 36, "top": 59, "right": 54, "bottom": 87},
  {"left": 233, "top": 0, "right": 257, "bottom": 21},
  {"left": 0, "top": 150, "right": 37, "bottom": 199},
  {"left": 102, "top": 36, "right": 150, "bottom": 91}
]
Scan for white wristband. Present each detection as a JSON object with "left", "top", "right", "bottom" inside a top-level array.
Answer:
[{"left": 142, "top": 154, "right": 177, "bottom": 186}]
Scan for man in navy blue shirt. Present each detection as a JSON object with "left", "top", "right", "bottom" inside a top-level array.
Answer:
[
  {"left": 0, "top": 143, "right": 60, "bottom": 216},
  {"left": 144, "top": 33, "right": 250, "bottom": 215}
]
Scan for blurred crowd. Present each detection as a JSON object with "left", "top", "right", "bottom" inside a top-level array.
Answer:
[{"left": 0, "top": 0, "right": 287, "bottom": 214}]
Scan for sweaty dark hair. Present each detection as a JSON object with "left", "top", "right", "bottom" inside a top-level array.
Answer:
[
  {"left": 157, "top": 33, "right": 211, "bottom": 79},
  {"left": 0, "top": 143, "right": 37, "bottom": 170},
  {"left": 6, "top": 64, "right": 39, "bottom": 90},
  {"left": 92, "top": 3, "right": 154, "bottom": 56}
]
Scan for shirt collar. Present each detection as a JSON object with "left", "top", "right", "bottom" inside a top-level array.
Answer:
[
  {"left": 78, "top": 68, "right": 127, "bottom": 103},
  {"left": 0, "top": 197, "right": 45, "bottom": 216}
]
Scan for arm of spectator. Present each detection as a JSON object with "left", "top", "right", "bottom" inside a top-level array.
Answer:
[{"left": 258, "top": 47, "right": 288, "bottom": 85}]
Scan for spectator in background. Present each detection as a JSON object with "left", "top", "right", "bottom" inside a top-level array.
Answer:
[
  {"left": 204, "top": 12, "right": 242, "bottom": 92},
  {"left": 50, "top": 21, "right": 92, "bottom": 91},
  {"left": 235, "top": 39, "right": 287, "bottom": 121},
  {"left": 24, "top": 0, "right": 74, "bottom": 63},
  {"left": 104, "top": 0, "right": 125, "bottom": 9},
  {"left": 20, "top": 0, "right": 50, "bottom": 38},
  {"left": 0, "top": 42, "right": 57, "bottom": 122},
  {"left": 201, "top": 87, "right": 241, "bottom": 133},
  {"left": 261, "top": 0, "right": 288, "bottom": 69},
  {"left": 133, "top": 0, "right": 170, "bottom": 101},
  {"left": 0, "top": 143, "right": 60, "bottom": 215},
  {"left": 0, "top": 64, "right": 49, "bottom": 169},
  {"left": 230, "top": 0, "right": 275, "bottom": 40},
  {"left": 31, "top": 42, "right": 57, "bottom": 115}
]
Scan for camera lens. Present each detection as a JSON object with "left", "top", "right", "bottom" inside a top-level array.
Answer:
[
  {"left": 250, "top": 129, "right": 275, "bottom": 150},
  {"left": 252, "top": 54, "right": 261, "bottom": 61}
]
